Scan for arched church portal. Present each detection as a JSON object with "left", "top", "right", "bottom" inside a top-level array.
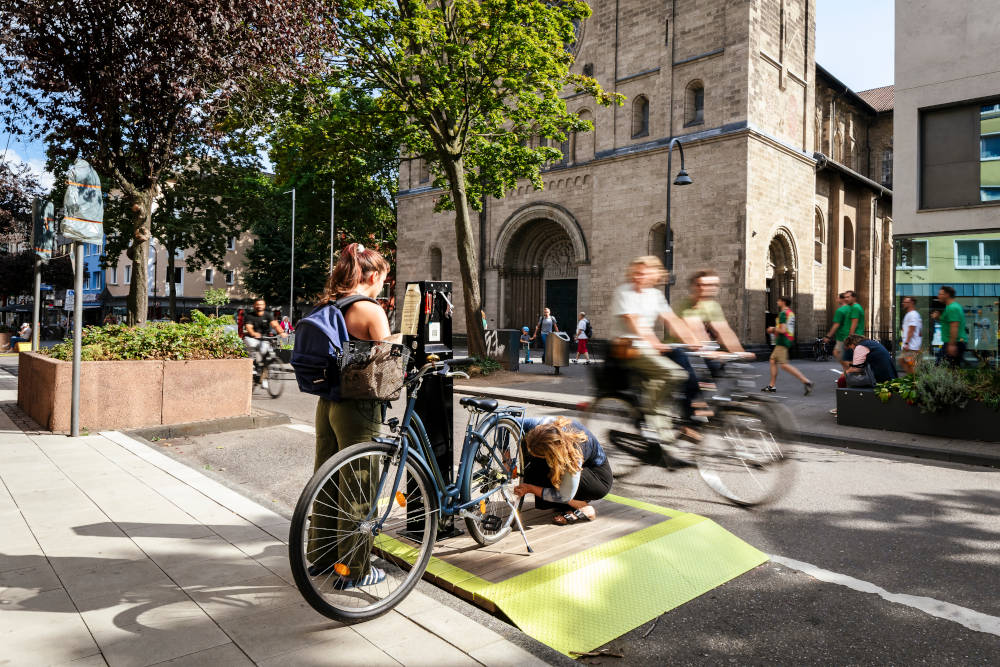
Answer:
[
  {"left": 500, "top": 218, "right": 579, "bottom": 331},
  {"left": 765, "top": 231, "right": 797, "bottom": 332}
]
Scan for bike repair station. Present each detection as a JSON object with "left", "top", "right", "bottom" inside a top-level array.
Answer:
[{"left": 373, "top": 280, "right": 772, "bottom": 657}]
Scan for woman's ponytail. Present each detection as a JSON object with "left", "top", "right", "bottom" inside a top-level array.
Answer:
[{"left": 323, "top": 242, "right": 391, "bottom": 302}]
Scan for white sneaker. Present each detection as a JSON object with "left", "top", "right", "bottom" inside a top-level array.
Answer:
[{"left": 261, "top": 380, "right": 269, "bottom": 390}]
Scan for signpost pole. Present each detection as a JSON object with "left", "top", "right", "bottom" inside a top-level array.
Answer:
[
  {"left": 71, "top": 242, "right": 84, "bottom": 437},
  {"left": 31, "top": 198, "right": 42, "bottom": 351},
  {"left": 289, "top": 188, "right": 296, "bottom": 322}
]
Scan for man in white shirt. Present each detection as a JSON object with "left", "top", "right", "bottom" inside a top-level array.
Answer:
[
  {"left": 899, "top": 296, "right": 922, "bottom": 374},
  {"left": 611, "top": 256, "right": 699, "bottom": 446}
]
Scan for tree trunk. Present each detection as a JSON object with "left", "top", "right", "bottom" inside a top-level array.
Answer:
[
  {"left": 125, "top": 190, "right": 154, "bottom": 325},
  {"left": 441, "top": 155, "right": 487, "bottom": 357},
  {"left": 167, "top": 246, "right": 177, "bottom": 321}
]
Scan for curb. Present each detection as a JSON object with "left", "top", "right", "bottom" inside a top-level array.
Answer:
[
  {"left": 454, "top": 386, "right": 1000, "bottom": 469},
  {"left": 127, "top": 408, "right": 291, "bottom": 441}
]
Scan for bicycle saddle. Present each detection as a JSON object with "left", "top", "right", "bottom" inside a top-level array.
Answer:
[{"left": 459, "top": 397, "right": 499, "bottom": 413}]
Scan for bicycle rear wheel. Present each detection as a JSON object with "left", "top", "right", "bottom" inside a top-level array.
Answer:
[
  {"left": 463, "top": 417, "right": 525, "bottom": 545},
  {"left": 262, "top": 363, "right": 284, "bottom": 398},
  {"left": 695, "top": 406, "right": 794, "bottom": 507},
  {"left": 288, "top": 441, "right": 437, "bottom": 622},
  {"left": 582, "top": 395, "right": 649, "bottom": 460}
]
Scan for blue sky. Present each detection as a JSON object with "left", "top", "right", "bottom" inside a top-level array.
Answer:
[{"left": 3, "top": 0, "right": 895, "bottom": 191}]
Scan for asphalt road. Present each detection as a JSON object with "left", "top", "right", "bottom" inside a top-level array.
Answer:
[{"left": 149, "top": 375, "right": 1000, "bottom": 664}]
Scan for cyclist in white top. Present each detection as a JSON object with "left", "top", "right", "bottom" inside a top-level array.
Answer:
[{"left": 610, "top": 256, "right": 700, "bottom": 445}]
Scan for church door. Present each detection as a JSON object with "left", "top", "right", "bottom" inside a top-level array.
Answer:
[{"left": 545, "top": 279, "right": 577, "bottom": 336}]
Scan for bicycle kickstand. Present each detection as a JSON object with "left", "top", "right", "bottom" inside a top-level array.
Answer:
[{"left": 504, "top": 488, "right": 534, "bottom": 554}]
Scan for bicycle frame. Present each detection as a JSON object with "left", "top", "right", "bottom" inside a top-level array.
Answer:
[{"left": 366, "top": 375, "right": 525, "bottom": 529}]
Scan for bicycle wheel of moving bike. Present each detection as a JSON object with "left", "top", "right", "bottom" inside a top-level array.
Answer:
[
  {"left": 289, "top": 441, "right": 437, "bottom": 622},
  {"left": 695, "top": 405, "right": 794, "bottom": 507},
  {"left": 582, "top": 395, "right": 649, "bottom": 460},
  {"left": 463, "top": 418, "right": 525, "bottom": 545},
  {"left": 261, "top": 363, "right": 284, "bottom": 398}
]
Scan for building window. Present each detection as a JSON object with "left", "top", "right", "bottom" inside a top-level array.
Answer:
[
  {"left": 430, "top": 247, "right": 442, "bottom": 281},
  {"left": 227, "top": 237, "right": 236, "bottom": 251},
  {"left": 920, "top": 98, "right": 1000, "bottom": 208},
  {"left": 557, "top": 137, "right": 571, "bottom": 166},
  {"left": 418, "top": 159, "right": 430, "bottom": 184},
  {"left": 955, "top": 239, "right": 1000, "bottom": 269},
  {"left": 881, "top": 147, "right": 893, "bottom": 187},
  {"left": 896, "top": 239, "right": 928, "bottom": 269},
  {"left": 174, "top": 247, "right": 185, "bottom": 259},
  {"left": 648, "top": 223, "right": 669, "bottom": 269},
  {"left": 632, "top": 96, "right": 649, "bottom": 138},
  {"left": 814, "top": 211, "right": 824, "bottom": 264},
  {"left": 225, "top": 270, "right": 235, "bottom": 285},
  {"left": 574, "top": 109, "right": 595, "bottom": 163},
  {"left": 109, "top": 266, "right": 117, "bottom": 285},
  {"left": 124, "top": 264, "right": 132, "bottom": 284},
  {"left": 171, "top": 267, "right": 183, "bottom": 284},
  {"left": 843, "top": 217, "right": 854, "bottom": 269},
  {"left": 205, "top": 268, "right": 214, "bottom": 284},
  {"left": 684, "top": 81, "right": 704, "bottom": 127}
]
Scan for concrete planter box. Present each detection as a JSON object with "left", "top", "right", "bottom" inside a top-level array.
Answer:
[
  {"left": 17, "top": 351, "right": 252, "bottom": 432},
  {"left": 837, "top": 388, "right": 1000, "bottom": 442}
]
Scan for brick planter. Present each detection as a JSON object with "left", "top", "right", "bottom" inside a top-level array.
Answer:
[{"left": 17, "top": 351, "right": 252, "bottom": 432}]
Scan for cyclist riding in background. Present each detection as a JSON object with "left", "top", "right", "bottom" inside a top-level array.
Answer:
[
  {"left": 680, "top": 270, "right": 755, "bottom": 360},
  {"left": 610, "top": 256, "right": 701, "bottom": 448},
  {"left": 244, "top": 298, "right": 287, "bottom": 365}
]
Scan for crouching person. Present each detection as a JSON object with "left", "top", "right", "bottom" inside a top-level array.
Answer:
[{"left": 513, "top": 416, "right": 613, "bottom": 525}]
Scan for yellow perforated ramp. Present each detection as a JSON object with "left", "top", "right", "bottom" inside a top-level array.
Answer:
[{"left": 376, "top": 495, "right": 767, "bottom": 656}]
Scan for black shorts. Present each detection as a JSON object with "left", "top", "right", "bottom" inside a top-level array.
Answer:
[{"left": 524, "top": 457, "right": 613, "bottom": 509}]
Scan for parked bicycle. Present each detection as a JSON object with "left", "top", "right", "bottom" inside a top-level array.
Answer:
[
  {"left": 582, "top": 348, "right": 796, "bottom": 507},
  {"left": 252, "top": 335, "right": 286, "bottom": 398},
  {"left": 812, "top": 336, "right": 834, "bottom": 362},
  {"left": 288, "top": 356, "right": 531, "bottom": 622}
]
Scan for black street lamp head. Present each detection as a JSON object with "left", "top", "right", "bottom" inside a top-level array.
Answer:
[{"left": 674, "top": 169, "right": 693, "bottom": 186}]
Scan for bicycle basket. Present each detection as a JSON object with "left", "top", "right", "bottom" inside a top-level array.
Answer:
[{"left": 339, "top": 340, "right": 410, "bottom": 400}]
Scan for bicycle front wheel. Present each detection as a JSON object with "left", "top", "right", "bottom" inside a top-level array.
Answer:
[
  {"left": 463, "top": 417, "right": 525, "bottom": 545},
  {"left": 288, "top": 441, "right": 438, "bottom": 622},
  {"left": 262, "top": 363, "right": 284, "bottom": 398},
  {"left": 695, "top": 406, "right": 794, "bottom": 507}
]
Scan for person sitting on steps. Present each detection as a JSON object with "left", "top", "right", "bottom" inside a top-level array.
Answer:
[{"left": 513, "top": 416, "right": 613, "bottom": 525}]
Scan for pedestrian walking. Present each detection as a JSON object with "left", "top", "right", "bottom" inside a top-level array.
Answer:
[
  {"left": 822, "top": 293, "right": 852, "bottom": 372},
  {"left": 573, "top": 312, "right": 591, "bottom": 364},
  {"left": 936, "top": 286, "right": 967, "bottom": 367},
  {"left": 762, "top": 296, "right": 813, "bottom": 395},
  {"left": 899, "top": 296, "right": 922, "bottom": 374}
]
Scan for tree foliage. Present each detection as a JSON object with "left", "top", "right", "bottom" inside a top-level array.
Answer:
[
  {"left": 0, "top": 159, "right": 43, "bottom": 246},
  {"left": 0, "top": 252, "right": 74, "bottom": 298},
  {"left": 1, "top": 0, "right": 338, "bottom": 323},
  {"left": 334, "top": 0, "right": 620, "bottom": 354},
  {"left": 241, "top": 82, "right": 399, "bottom": 311}
]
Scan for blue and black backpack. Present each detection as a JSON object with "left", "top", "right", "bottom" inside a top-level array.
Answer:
[{"left": 290, "top": 295, "right": 375, "bottom": 401}]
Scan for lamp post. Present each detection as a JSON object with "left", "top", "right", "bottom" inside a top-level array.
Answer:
[
  {"left": 285, "top": 188, "right": 296, "bottom": 322},
  {"left": 664, "top": 138, "right": 693, "bottom": 302}
]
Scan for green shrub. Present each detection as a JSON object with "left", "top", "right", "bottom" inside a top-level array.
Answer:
[
  {"left": 469, "top": 355, "right": 502, "bottom": 376},
  {"left": 876, "top": 360, "right": 1000, "bottom": 412},
  {"left": 44, "top": 320, "right": 247, "bottom": 362}
]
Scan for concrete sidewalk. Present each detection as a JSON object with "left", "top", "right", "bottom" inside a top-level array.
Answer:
[
  {"left": 455, "top": 358, "right": 1000, "bottom": 467},
  {"left": 0, "top": 407, "right": 551, "bottom": 665}
]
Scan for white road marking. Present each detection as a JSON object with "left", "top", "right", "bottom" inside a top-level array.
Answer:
[
  {"left": 771, "top": 554, "right": 1000, "bottom": 637},
  {"left": 284, "top": 423, "right": 315, "bottom": 434}
]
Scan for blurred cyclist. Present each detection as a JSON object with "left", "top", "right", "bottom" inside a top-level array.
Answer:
[{"left": 244, "top": 298, "right": 287, "bottom": 369}]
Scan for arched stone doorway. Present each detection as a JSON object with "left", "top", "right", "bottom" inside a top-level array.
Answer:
[
  {"left": 765, "top": 230, "right": 797, "bottom": 334},
  {"left": 494, "top": 204, "right": 587, "bottom": 331}
]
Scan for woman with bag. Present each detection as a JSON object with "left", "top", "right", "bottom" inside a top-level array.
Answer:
[{"left": 310, "top": 243, "right": 391, "bottom": 589}]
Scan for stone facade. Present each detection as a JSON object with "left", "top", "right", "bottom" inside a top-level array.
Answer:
[{"left": 397, "top": 0, "right": 894, "bottom": 344}]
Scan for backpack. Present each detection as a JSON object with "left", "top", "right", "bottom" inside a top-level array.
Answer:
[
  {"left": 290, "top": 295, "right": 375, "bottom": 401},
  {"left": 584, "top": 319, "right": 593, "bottom": 339}
]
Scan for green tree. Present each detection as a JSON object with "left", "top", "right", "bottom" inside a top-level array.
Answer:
[
  {"left": 335, "top": 0, "right": 620, "bottom": 354},
  {"left": 242, "top": 83, "right": 398, "bottom": 313},
  {"left": 202, "top": 287, "right": 230, "bottom": 317}
]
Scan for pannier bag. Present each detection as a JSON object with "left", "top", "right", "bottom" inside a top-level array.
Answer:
[{"left": 291, "top": 295, "right": 408, "bottom": 402}]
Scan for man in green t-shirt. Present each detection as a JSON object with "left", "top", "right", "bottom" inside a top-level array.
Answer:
[
  {"left": 763, "top": 296, "right": 813, "bottom": 395},
  {"left": 681, "top": 270, "right": 754, "bottom": 357},
  {"left": 844, "top": 290, "right": 865, "bottom": 339},
  {"left": 936, "top": 285, "right": 967, "bottom": 366},
  {"left": 822, "top": 293, "right": 853, "bottom": 371}
]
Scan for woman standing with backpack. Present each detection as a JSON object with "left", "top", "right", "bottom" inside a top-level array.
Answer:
[{"left": 310, "top": 243, "right": 391, "bottom": 589}]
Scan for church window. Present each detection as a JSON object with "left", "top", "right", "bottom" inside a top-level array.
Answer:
[
  {"left": 814, "top": 210, "right": 824, "bottom": 265},
  {"left": 418, "top": 159, "right": 430, "bottom": 184},
  {"left": 843, "top": 217, "right": 854, "bottom": 269},
  {"left": 685, "top": 81, "right": 704, "bottom": 127},
  {"left": 430, "top": 247, "right": 442, "bottom": 281},
  {"left": 632, "top": 96, "right": 650, "bottom": 138},
  {"left": 648, "top": 223, "right": 669, "bottom": 269},
  {"left": 574, "top": 109, "right": 595, "bottom": 163},
  {"left": 881, "top": 147, "right": 893, "bottom": 187}
]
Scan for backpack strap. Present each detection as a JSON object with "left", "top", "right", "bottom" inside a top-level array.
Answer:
[{"left": 332, "top": 295, "right": 378, "bottom": 311}]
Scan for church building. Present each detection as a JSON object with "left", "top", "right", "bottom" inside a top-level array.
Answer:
[{"left": 396, "top": 0, "right": 893, "bottom": 345}]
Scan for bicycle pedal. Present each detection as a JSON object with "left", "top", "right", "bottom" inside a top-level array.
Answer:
[{"left": 481, "top": 514, "right": 502, "bottom": 531}]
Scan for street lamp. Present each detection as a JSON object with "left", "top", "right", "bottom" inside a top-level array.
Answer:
[
  {"left": 665, "top": 138, "right": 693, "bottom": 302},
  {"left": 285, "top": 188, "right": 296, "bottom": 323}
]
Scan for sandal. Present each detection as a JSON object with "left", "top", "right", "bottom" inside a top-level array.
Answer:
[{"left": 553, "top": 507, "right": 596, "bottom": 525}]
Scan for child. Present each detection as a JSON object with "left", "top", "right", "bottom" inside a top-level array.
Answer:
[{"left": 520, "top": 326, "right": 533, "bottom": 363}]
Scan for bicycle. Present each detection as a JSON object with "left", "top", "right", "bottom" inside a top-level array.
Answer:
[
  {"left": 582, "top": 348, "right": 795, "bottom": 507},
  {"left": 251, "top": 335, "right": 286, "bottom": 398},
  {"left": 288, "top": 357, "right": 532, "bottom": 623},
  {"left": 812, "top": 337, "right": 834, "bottom": 362}
]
